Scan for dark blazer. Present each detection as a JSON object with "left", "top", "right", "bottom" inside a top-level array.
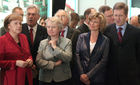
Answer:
[
  {"left": 0, "top": 27, "right": 6, "bottom": 36},
  {"left": 76, "top": 32, "right": 109, "bottom": 84},
  {"left": 0, "top": 33, "right": 33, "bottom": 85},
  {"left": 66, "top": 26, "right": 75, "bottom": 39},
  {"left": 77, "top": 23, "right": 90, "bottom": 34},
  {"left": 104, "top": 23, "right": 140, "bottom": 85},
  {"left": 22, "top": 23, "right": 48, "bottom": 63}
]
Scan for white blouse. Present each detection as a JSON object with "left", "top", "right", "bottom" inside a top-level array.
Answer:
[{"left": 90, "top": 41, "right": 96, "bottom": 54}]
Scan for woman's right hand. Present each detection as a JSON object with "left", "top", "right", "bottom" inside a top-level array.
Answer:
[
  {"left": 55, "top": 60, "right": 62, "bottom": 66},
  {"left": 16, "top": 60, "right": 28, "bottom": 68}
]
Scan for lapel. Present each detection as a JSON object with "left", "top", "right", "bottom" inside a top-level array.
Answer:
[
  {"left": 85, "top": 32, "right": 90, "bottom": 57},
  {"left": 5, "top": 33, "right": 24, "bottom": 54},
  {"left": 87, "top": 32, "right": 105, "bottom": 70},
  {"left": 33, "top": 24, "right": 40, "bottom": 46},
  {"left": 90, "top": 32, "right": 103, "bottom": 57},
  {"left": 66, "top": 27, "right": 73, "bottom": 39},
  {"left": 121, "top": 24, "right": 131, "bottom": 45},
  {"left": 110, "top": 24, "right": 122, "bottom": 45},
  {"left": 83, "top": 23, "right": 90, "bottom": 32},
  {"left": 22, "top": 23, "right": 32, "bottom": 46}
]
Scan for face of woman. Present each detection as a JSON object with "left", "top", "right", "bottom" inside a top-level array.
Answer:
[
  {"left": 89, "top": 18, "right": 100, "bottom": 31},
  {"left": 8, "top": 20, "right": 22, "bottom": 34},
  {"left": 46, "top": 21, "right": 60, "bottom": 37},
  {"left": 40, "top": 19, "right": 46, "bottom": 27}
]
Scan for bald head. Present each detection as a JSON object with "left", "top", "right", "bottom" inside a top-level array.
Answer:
[
  {"left": 55, "top": 9, "right": 69, "bottom": 28},
  {"left": 84, "top": 8, "right": 96, "bottom": 24},
  {"left": 130, "top": 16, "right": 140, "bottom": 28}
]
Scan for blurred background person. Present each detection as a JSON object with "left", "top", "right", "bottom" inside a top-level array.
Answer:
[
  {"left": 77, "top": 8, "right": 97, "bottom": 34},
  {"left": 55, "top": 9, "right": 74, "bottom": 39},
  {"left": 99, "top": 5, "right": 114, "bottom": 26},
  {"left": 0, "top": 14, "right": 33, "bottom": 85},
  {"left": 76, "top": 12, "right": 109, "bottom": 85},
  {"left": 130, "top": 15, "right": 140, "bottom": 28},
  {"left": 69, "top": 12, "right": 80, "bottom": 29},
  {"left": 0, "top": 7, "right": 24, "bottom": 36},
  {"left": 55, "top": 9, "right": 81, "bottom": 85},
  {"left": 22, "top": 5, "right": 48, "bottom": 85},
  {"left": 104, "top": 2, "right": 140, "bottom": 85},
  {"left": 39, "top": 16, "right": 47, "bottom": 27},
  {"left": 36, "top": 16, "right": 72, "bottom": 85},
  {"left": 78, "top": 15, "right": 85, "bottom": 27}
]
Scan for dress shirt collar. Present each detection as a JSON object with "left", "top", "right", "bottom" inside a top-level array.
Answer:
[{"left": 116, "top": 22, "right": 127, "bottom": 36}]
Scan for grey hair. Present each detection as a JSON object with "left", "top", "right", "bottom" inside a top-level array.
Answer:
[
  {"left": 54, "top": 9, "right": 70, "bottom": 24},
  {"left": 45, "top": 16, "right": 64, "bottom": 30},
  {"left": 26, "top": 4, "right": 40, "bottom": 14}
]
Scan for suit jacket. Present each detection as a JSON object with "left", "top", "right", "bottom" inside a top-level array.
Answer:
[
  {"left": 36, "top": 37, "right": 72, "bottom": 83},
  {"left": 104, "top": 23, "right": 140, "bottom": 85},
  {"left": 77, "top": 23, "right": 90, "bottom": 34},
  {"left": 76, "top": 32, "right": 109, "bottom": 84},
  {"left": 0, "top": 33, "right": 33, "bottom": 85},
  {"left": 22, "top": 23, "right": 48, "bottom": 63},
  {"left": 0, "top": 27, "right": 6, "bottom": 36}
]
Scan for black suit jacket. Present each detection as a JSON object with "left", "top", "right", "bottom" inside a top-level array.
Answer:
[
  {"left": 22, "top": 23, "right": 48, "bottom": 63},
  {"left": 77, "top": 23, "right": 90, "bottom": 34},
  {"left": 76, "top": 32, "right": 109, "bottom": 84},
  {"left": 104, "top": 23, "right": 140, "bottom": 85}
]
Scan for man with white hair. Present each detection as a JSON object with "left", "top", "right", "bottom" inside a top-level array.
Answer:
[
  {"left": 22, "top": 5, "right": 48, "bottom": 85},
  {"left": 55, "top": 9, "right": 80, "bottom": 85}
]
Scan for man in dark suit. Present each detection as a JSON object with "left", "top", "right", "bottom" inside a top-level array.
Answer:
[
  {"left": 55, "top": 9, "right": 80, "bottom": 85},
  {"left": 77, "top": 8, "right": 96, "bottom": 34},
  {"left": 54, "top": 9, "right": 74, "bottom": 39},
  {"left": 22, "top": 5, "right": 47, "bottom": 85},
  {"left": 104, "top": 2, "right": 140, "bottom": 85}
]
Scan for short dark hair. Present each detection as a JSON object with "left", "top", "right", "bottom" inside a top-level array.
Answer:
[
  {"left": 113, "top": 2, "right": 128, "bottom": 16},
  {"left": 70, "top": 12, "right": 80, "bottom": 22},
  {"left": 99, "top": 5, "right": 111, "bottom": 14},
  {"left": 39, "top": 16, "right": 47, "bottom": 23},
  {"left": 84, "top": 8, "right": 96, "bottom": 18}
]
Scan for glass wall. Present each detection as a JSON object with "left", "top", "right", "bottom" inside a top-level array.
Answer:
[{"left": 0, "top": 0, "right": 48, "bottom": 27}]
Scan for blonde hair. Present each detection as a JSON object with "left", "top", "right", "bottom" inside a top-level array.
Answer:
[
  {"left": 45, "top": 16, "right": 63, "bottom": 30},
  {"left": 88, "top": 12, "right": 106, "bottom": 32},
  {"left": 4, "top": 14, "right": 23, "bottom": 32}
]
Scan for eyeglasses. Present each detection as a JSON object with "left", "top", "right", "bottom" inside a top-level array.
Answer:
[
  {"left": 27, "top": 13, "right": 37, "bottom": 16},
  {"left": 56, "top": 15, "right": 66, "bottom": 19}
]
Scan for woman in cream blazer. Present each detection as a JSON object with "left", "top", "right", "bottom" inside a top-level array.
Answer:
[{"left": 36, "top": 16, "right": 72, "bottom": 85}]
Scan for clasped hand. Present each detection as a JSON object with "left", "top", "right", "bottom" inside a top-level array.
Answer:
[
  {"left": 80, "top": 74, "right": 90, "bottom": 85},
  {"left": 16, "top": 59, "right": 33, "bottom": 68}
]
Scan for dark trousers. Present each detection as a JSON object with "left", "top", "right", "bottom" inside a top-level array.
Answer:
[{"left": 39, "top": 79, "right": 71, "bottom": 85}]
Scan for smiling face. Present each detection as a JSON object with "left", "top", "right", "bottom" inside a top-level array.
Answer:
[
  {"left": 8, "top": 20, "right": 22, "bottom": 34},
  {"left": 26, "top": 8, "right": 40, "bottom": 27},
  {"left": 89, "top": 18, "right": 100, "bottom": 31}
]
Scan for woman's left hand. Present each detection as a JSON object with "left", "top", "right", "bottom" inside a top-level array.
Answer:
[{"left": 26, "top": 59, "right": 33, "bottom": 67}]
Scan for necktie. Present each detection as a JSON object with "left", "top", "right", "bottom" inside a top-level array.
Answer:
[
  {"left": 118, "top": 27, "right": 123, "bottom": 42},
  {"left": 61, "top": 30, "right": 65, "bottom": 37},
  {"left": 30, "top": 28, "right": 33, "bottom": 44}
]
